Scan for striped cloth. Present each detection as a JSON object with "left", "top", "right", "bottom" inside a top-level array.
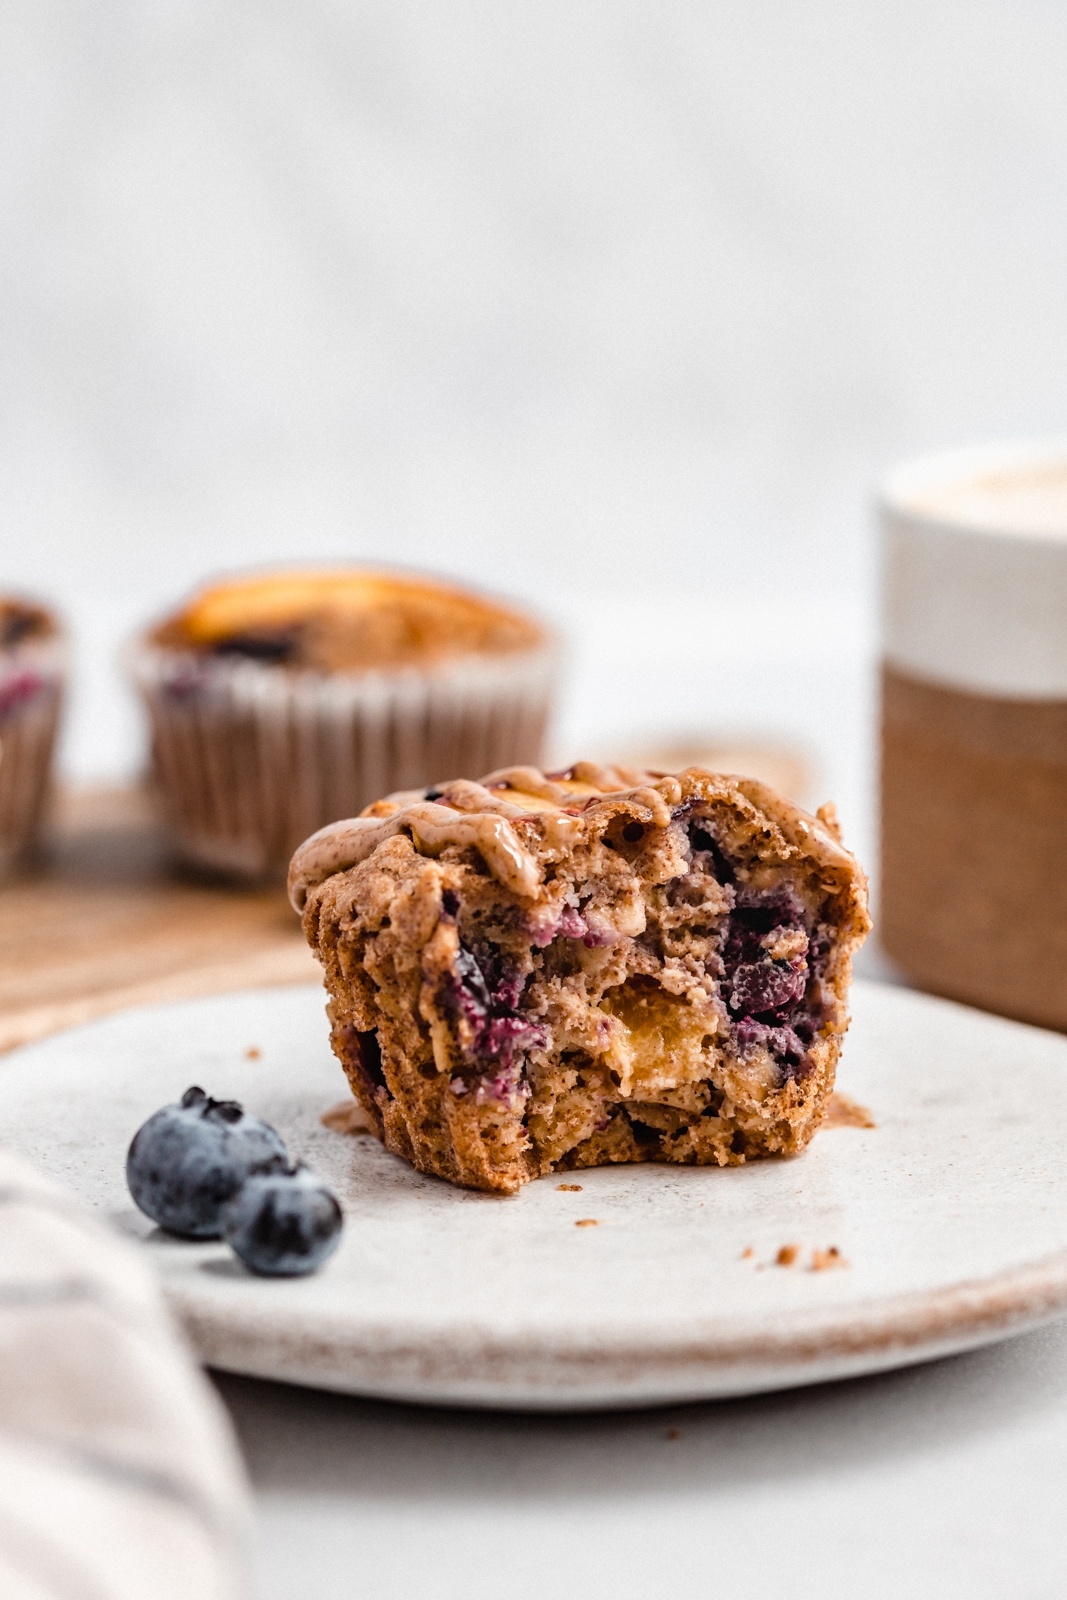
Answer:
[{"left": 0, "top": 1150, "right": 249, "bottom": 1599}]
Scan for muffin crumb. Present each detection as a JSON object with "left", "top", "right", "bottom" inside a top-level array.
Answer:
[
  {"left": 824, "top": 1092, "right": 876, "bottom": 1129},
  {"left": 321, "top": 1099, "right": 377, "bottom": 1136}
]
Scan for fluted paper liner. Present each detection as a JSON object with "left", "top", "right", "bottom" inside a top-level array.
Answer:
[
  {"left": 131, "top": 640, "right": 557, "bottom": 880},
  {"left": 0, "top": 634, "right": 64, "bottom": 875}
]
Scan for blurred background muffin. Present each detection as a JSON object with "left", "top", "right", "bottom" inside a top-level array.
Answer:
[
  {"left": 130, "top": 568, "right": 557, "bottom": 880},
  {"left": 0, "top": 597, "right": 64, "bottom": 876}
]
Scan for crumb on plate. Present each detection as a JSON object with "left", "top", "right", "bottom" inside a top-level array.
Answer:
[
  {"left": 321, "top": 1099, "right": 377, "bottom": 1136},
  {"left": 824, "top": 1092, "right": 876, "bottom": 1129}
]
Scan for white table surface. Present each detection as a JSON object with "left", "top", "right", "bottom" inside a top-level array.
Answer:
[{"left": 214, "top": 1315, "right": 1067, "bottom": 1599}]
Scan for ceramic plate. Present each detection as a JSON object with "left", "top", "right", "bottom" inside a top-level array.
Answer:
[{"left": 2, "top": 980, "right": 1067, "bottom": 1410}]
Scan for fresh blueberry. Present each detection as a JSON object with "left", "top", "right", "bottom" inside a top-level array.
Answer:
[
  {"left": 221, "top": 1165, "right": 343, "bottom": 1277},
  {"left": 126, "top": 1086, "right": 290, "bottom": 1239}
]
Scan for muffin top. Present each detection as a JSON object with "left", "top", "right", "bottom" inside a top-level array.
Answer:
[
  {"left": 0, "top": 598, "right": 57, "bottom": 651},
  {"left": 149, "top": 570, "right": 546, "bottom": 673},
  {"left": 288, "top": 762, "right": 860, "bottom": 913}
]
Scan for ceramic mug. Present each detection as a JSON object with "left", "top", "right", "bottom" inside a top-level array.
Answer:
[{"left": 879, "top": 440, "right": 1067, "bottom": 1029}]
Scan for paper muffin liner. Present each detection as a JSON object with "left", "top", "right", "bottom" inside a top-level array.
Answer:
[
  {"left": 0, "top": 632, "right": 65, "bottom": 875},
  {"left": 130, "top": 638, "right": 559, "bottom": 880}
]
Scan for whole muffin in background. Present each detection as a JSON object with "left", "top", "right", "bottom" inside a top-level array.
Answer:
[
  {"left": 131, "top": 569, "right": 557, "bottom": 880},
  {"left": 0, "top": 597, "right": 64, "bottom": 876}
]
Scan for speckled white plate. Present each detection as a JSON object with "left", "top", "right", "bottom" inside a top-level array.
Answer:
[{"left": 2, "top": 979, "right": 1067, "bottom": 1410}]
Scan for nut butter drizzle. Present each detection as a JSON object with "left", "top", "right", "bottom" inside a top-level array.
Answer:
[
  {"left": 287, "top": 764, "right": 852, "bottom": 913},
  {"left": 288, "top": 802, "right": 537, "bottom": 910},
  {"left": 288, "top": 765, "right": 661, "bottom": 911}
]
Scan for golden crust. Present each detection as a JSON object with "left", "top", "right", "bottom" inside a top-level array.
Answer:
[
  {"left": 149, "top": 569, "right": 547, "bottom": 674},
  {"left": 0, "top": 597, "right": 57, "bottom": 649},
  {"left": 298, "top": 764, "right": 871, "bottom": 1194}
]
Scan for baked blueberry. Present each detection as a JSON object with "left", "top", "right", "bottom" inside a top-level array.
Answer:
[
  {"left": 221, "top": 1165, "right": 343, "bottom": 1276},
  {"left": 126, "top": 1086, "right": 290, "bottom": 1239},
  {"left": 210, "top": 627, "right": 300, "bottom": 663}
]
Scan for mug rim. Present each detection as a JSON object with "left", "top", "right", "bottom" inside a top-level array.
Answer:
[{"left": 879, "top": 438, "right": 1067, "bottom": 540}]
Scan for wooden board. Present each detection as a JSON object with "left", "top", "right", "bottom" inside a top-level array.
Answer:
[{"left": 0, "top": 787, "right": 320, "bottom": 1053}]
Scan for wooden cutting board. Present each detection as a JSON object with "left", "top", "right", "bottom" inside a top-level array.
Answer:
[{"left": 0, "top": 787, "right": 320, "bottom": 1053}]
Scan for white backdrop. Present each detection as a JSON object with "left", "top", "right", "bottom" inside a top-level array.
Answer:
[{"left": 3, "top": 0, "right": 1067, "bottom": 868}]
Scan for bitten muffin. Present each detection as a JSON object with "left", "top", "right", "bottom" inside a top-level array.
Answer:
[
  {"left": 0, "top": 597, "right": 64, "bottom": 874},
  {"left": 131, "top": 569, "right": 556, "bottom": 880},
  {"left": 290, "top": 764, "right": 871, "bottom": 1194}
]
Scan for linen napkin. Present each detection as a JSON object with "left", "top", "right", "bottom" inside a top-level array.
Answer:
[{"left": 0, "top": 1149, "right": 249, "bottom": 1599}]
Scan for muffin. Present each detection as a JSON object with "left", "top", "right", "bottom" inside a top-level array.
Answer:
[
  {"left": 131, "top": 569, "right": 557, "bottom": 879},
  {"left": 0, "top": 597, "right": 64, "bottom": 875},
  {"left": 290, "top": 763, "right": 870, "bottom": 1194}
]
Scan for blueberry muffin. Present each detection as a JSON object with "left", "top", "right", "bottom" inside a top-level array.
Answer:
[
  {"left": 291, "top": 763, "right": 870, "bottom": 1194},
  {"left": 0, "top": 597, "right": 64, "bottom": 874},
  {"left": 131, "top": 570, "right": 556, "bottom": 880}
]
